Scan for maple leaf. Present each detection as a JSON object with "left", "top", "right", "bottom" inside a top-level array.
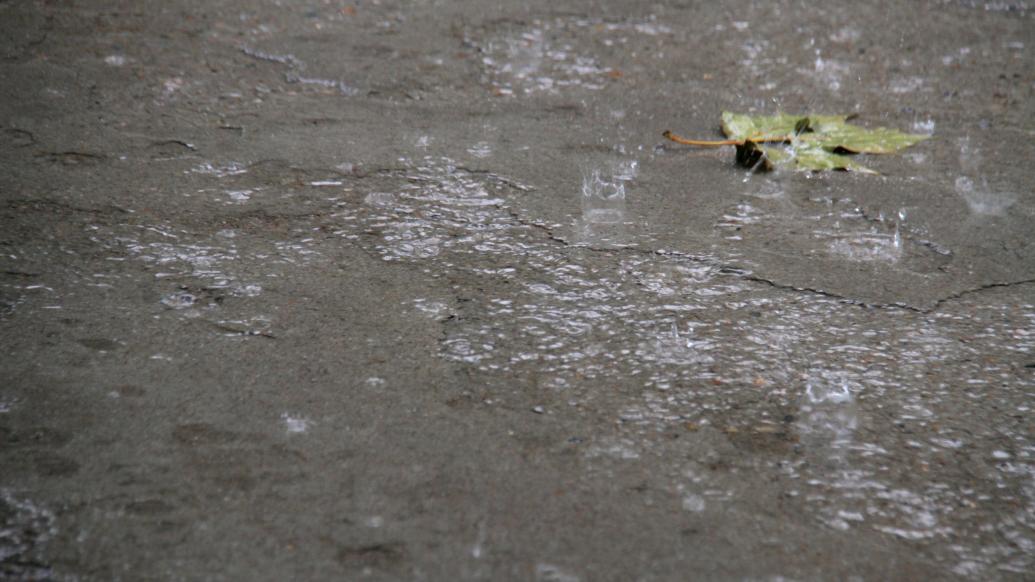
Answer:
[{"left": 664, "top": 112, "right": 929, "bottom": 173}]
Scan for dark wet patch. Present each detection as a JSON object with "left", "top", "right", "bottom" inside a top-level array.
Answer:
[
  {"left": 724, "top": 426, "right": 799, "bottom": 455},
  {"left": 337, "top": 542, "right": 406, "bottom": 568},
  {"left": 4, "top": 199, "right": 91, "bottom": 217},
  {"left": 113, "top": 384, "right": 146, "bottom": 398},
  {"left": 34, "top": 151, "right": 106, "bottom": 166},
  {"left": 77, "top": 338, "right": 120, "bottom": 351},
  {"left": 146, "top": 140, "right": 196, "bottom": 158},
  {"left": 2, "top": 426, "right": 73, "bottom": 449},
  {"left": 124, "top": 499, "right": 175, "bottom": 515},
  {"left": 33, "top": 453, "right": 80, "bottom": 478},
  {"left": 172, "top": 423, "right": 242, "bottom": 447},
  {"left": 200, "top": 467, "right": 258, "bottom": 492}
]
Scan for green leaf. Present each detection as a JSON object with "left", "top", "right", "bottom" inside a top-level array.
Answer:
[
  {"left": 718, "top": 111, "right": 928, "bottom": 173},
  {"left": 720, "top": 112, "right": 849, "bottom": 143},
  {"left": 666, "top": 112, "right": 929, "bottom": 174},
  {"left": 760, "top": 143, "right": 878, "bottom": 174},
  {"left": 800, "top": 120, "right": 930, "bottom": 154},
  {"left": 736, "top": 141, "right": 876, "bottom": 174}
]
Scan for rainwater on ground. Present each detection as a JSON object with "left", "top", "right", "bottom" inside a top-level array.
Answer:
[{"left": 1, "top": 0, "right": 1034, "bottom": 579}]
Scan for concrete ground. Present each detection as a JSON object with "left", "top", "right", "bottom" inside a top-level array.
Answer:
[{"left": 1, "top": 0, "right": 1034, "bottom": 579}]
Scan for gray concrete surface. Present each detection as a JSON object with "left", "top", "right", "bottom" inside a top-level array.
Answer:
[{"left": 1, "top": 0, "right": 1034, "bottom": 579}]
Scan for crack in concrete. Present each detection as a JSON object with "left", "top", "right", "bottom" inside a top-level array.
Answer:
[
  {"left": 504, "top": 208, "right": 571, "bottom": 246},
  {"left": 33, "top": 151, "right": 107, "bottom": 165},
  {"left": 3, "top": 128, "right": 37, "bottom": 148},
  {"left": 4, "top": 198, "right": 131, "bottom": 217},
  {"left": 929, "top": 278, "right": 1035, "bottom": 311},
  {"left": 451, "top": 166, "right": 533, "bottom": 192},
  {"left": 503, "top": 206, "right": 1031, "bottom": 315},
  {"left": 1, "top": 17, "right": 52, "bottom": 64},
  {"left": 205, "top": 320, "right": 276, "bottom": 339},
  {"left": 82, "top": 157, "right": 1025, "bottom": 318},
  {"left": 239, "top": 46, "right": 357, "bottom": 95},
  {"left": 148, "top": 139, "right": 196, "bottom": 151},
  {"left": 503, "top": 208, "right": 887, "bottom": 307}
]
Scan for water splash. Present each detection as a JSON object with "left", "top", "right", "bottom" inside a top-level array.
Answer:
[
  {"left": 955, "top": 137, "right": 1017, "bottom": 215},
  {"left": 572, "top": 161, "right": 636, "bottom": 247},
  {"left": 579, "top": 166, "right": 626, "bottom": 225}
]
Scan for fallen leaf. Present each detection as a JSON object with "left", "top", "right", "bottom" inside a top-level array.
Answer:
[
  {"left": 802, "top": 118, "right": 930, "bottom": 154},
  {"left": 721, "top": 112, "right": 849, "bottom": 143},
  {"left": 758, "top": 142, "right": 878, "bottom": 174},
  {"left": 665, "top": 112, "right": 929, "bottom": 174}
]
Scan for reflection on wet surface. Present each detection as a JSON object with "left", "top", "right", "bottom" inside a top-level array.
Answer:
[
  {"left": 5, "top": 148, "right": 1034, "bottom": 578},
  {"left": 717, "top": 195, "right": 918, "bottom": 265},
  {"left": 348, "top": 161, "right": 1031, "bottom": 576},
  {"left": 474, "top": 17, "right": 670, "bottom": 96},
  {"left": 1, "top": 121, "right": 1032, "bottom": 582},
  {"left": 80, "top": 154, "right": 1027, "bottom": 576},
  {"left": 2, "top": 0, "right": 1034, "bottom": 577}
]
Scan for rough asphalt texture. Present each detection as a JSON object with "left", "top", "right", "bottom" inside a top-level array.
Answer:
[{"left": 2, "top": 0, "right": 1034, "bottom": 579}]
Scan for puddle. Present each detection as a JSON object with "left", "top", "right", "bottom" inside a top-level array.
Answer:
[
  {"left": 3, "top": 2, "right": 1034, "bottom": 578},
  {"left": 28, "top": 94, "right": 1029, "bottom": 577},
  {"left": 299, "top": 156, "right": 1035, "bottom": 575},
  {"left": 348, "top": 157, "right": 519, "bottom": 262}
]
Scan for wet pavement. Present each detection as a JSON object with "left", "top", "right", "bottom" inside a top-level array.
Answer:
[{"left": 1, "top": 0, "right": 1034, "bottom": 579}]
